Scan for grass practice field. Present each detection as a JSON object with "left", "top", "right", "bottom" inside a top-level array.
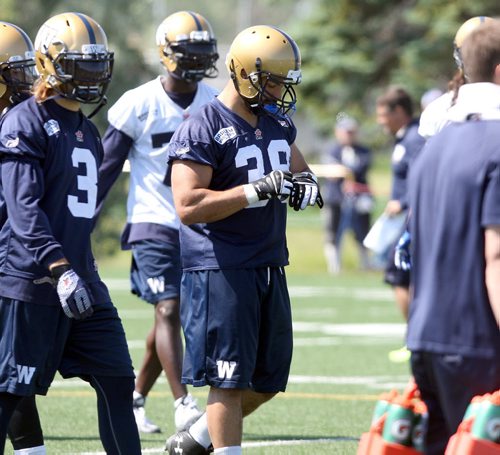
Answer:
[{"left": 12, "top": 205, "right": 415, "bottom": 455}]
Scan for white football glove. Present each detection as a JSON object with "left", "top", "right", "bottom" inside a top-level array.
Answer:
[{"left": 52, "top": 265, "right": 94, "bottom": 320}]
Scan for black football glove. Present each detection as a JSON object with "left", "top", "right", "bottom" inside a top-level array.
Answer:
[
  {"left": 289, "top": 171, "right": 324, "bottom": 211},
  {"left": 244, "top": 170, "right": 293, "bottom": 203},
  {"left": 51, "top": 264, "right": 94, "bottom": 320}
]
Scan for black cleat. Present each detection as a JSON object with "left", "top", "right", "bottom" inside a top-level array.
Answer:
[{"left": 165, "top": 430, "right": 212, "bottom": 454}]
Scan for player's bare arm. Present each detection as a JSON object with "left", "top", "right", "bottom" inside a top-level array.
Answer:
[
  {"left": 484, "top": 225, "right": 500, "bottom": 326},
  {"left": 171, "top": 160, "right": 249, "bottom": 225},
  {"left": 290, "top": 143, "right": 311, "bottom": 174}
]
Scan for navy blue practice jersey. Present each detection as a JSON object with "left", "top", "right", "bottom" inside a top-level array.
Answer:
[
  {"left": 167, "top": 98, "right": 297, "bottom": 271},
  {"left": 408, "top": 120, "right": 500, "bottom": 358},
  {"left": 391, "top": 119, "right": 425, "bottom": 207},
  {"left": 0, "top": 97, "right": 105, "bottom": 304}
]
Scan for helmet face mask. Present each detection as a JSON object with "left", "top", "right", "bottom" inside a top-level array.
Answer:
[
  {"left": 163, "top": 38, "right": 218, "bottom": 82},
  {"left": 0, "top": 55, "right": 36, "bottom": 99},
  {"left": 245, "top": 58, "right": 301, "bottom": 116},
  {"left": 226, "top": 25, "right": 302, "bottom": 117},
  {"left": 0, "top": 21, "right": 36, "bottom": 102},
  {"left": 35, "top": 12, "right": 114, "bottom": 104},
  {"left": 156, "top": 11, "right": 219, "bottom": 83},
  {"left": 48, "top": 46, "right": 113, "bottom": 103}
]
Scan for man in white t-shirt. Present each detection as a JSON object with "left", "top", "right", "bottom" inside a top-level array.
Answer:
[
  {"left": 97, "top": 11, "right": 219, "bottom": 434},
  {"left": 419, "top": 16, "right": 493, "bottom": 139}
]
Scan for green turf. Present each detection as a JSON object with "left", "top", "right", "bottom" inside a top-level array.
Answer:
[
  {"left": 15, "top": 157, "right": 412, "bottom": 453},
  {"left": 27, "top": 261, "right": 410, "bottom": 454}
]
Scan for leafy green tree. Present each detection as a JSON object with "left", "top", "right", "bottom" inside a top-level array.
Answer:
[{"left": 289, "top": 0, "right": 500, "bottom": 135}]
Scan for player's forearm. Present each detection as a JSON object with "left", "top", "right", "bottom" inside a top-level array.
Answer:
[
  {"left": 484, "top": 226, "right": 500, "bottom": 327},
  {"left": 174, "top": 186, "right": 248, "bottom": 225}
]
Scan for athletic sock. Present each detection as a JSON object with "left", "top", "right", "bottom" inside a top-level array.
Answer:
[
  {"left": 188, "top": 412, "right": 211, "bottom": 448},
  {"left": 132, "top": 391, "right": 145, "bottom": 407},
  {"left": 14, "top": 446, "right": 46, "bottom": 454},
  {"left": 214, "top": 447, "right": 242, "bottom": 455}
]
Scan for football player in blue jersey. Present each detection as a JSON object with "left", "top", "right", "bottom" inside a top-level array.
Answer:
[
  {"left": 0, "top": 13, "right": 141, "bottom": 454},
  {"left": 0, "top": 20, "right": 47, "bottom": 455},
  {"left": 96, "top": 10, "right": 218, "bottom": 434},
  {"left": 375, "top": 87, "right": 425, "bottom": 363},
  {"left": 408, "top": 20, "right": 500, "bottom": 453},
  {"left": 163, "top": 25, "right": 322, "bottom": 455}
]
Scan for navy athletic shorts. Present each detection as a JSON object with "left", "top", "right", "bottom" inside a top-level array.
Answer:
[
  {"left": 180, "top": 267, "right": 293, "bottom": 393},
  {"left": 0, "top": 296, "right": 134, "bottom": 396},
  {"left": 130, "top": 238, "right": 181, "bottom": 304}
]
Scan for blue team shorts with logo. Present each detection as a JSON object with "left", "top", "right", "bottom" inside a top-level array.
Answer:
[
  {"left": 0, "top": 297, "right": 134, "bottom": 396},
  {"left": 130, "top": 238, "right": 181, "bottom": 304},
  {"left": 180, "top": 267, "right": 293, "bottom": 393}
]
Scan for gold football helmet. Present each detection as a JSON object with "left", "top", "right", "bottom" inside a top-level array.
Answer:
[
  {"left": 226, "top": 25, "right": 301, "bottom": 116},
  {"left": 0, "top": 21, "right": 36, "bottom": 102},
  {"left": 34, "top": 12, "right": 113, "bottom": 104},
  {"left": 453, "top": 16, "right": 493, "bottom": 70},
  {"left": 156, "top": 11, "right": 218, "bottom": 82}
]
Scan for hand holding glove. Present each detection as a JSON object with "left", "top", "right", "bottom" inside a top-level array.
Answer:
[
  {"left": 51, "top": 264, "right": 94, "bottom": 320},
  {"left": 394, "top": 230, "right": 412, "bottom": 271},
  {"left": 289, "top": 171, "right": 324, "bottom": 211},
  {"left": 244, "top": 170, "right": 294, "bottom": 204}
]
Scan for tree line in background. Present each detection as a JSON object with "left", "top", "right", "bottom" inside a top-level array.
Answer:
[{"left": 2, "top": 0, "right": 500, "bottom": 257}]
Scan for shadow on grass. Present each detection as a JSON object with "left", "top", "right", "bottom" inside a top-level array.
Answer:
[{"left": 45, "top": 435, "right": 101, "bottom": 442}]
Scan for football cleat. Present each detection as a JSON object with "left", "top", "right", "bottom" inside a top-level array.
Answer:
[
  {"left": 165, "top": 430, "right": 212, "bottom": 454},
  {"left": 388, "top": 346, "right": 411, "bottom": 363},
  {"left": 133, "top": 405, "right": 161, "bottom": 434},
  {"left": 174, "top": 393, "right": 204, "bottom": 431}
]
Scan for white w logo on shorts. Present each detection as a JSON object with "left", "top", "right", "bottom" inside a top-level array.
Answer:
[
  {"left": 147, "top": 277, "right": 165, "bottom": 294},
  {"left": 17, "top": 365, "right": 36, "bottom": 384},
  {"left": 216, "top": 360, "right": 237, "bottom": 379}
]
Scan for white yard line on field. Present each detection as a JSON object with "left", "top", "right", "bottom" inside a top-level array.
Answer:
[
  {"left": 79, "top": 437, "right": 360, "bottom": 454},
  {"left": 103, "top": 279, "right": 393, "bottom": 301},
  {"left": 50, "top": 374, "right": 409, "bottom": 391}
]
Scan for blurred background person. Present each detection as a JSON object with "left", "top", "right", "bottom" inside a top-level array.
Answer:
[
  {"left": 420, "top": 87, "right": 443, "bottom": 111},
  {"left": 408, "top": 20, "right": 500, "bottom": 453},
  {"left": 323, "top": 113, "right": 373, "bottom": 274},
  {"left": 419, "top": 16, "right": 493, "bottom": 140},
  {"left": 375, "top": 86, "right": 425, "bottom": 363}
]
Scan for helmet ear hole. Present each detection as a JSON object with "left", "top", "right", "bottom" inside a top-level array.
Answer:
[{"left": 240, "top": 69, "right": 248, "bottom": 80}]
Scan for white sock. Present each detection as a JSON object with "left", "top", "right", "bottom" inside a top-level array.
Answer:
[
  {"left": 214, "top": 447, "right": 242, "bottom": 455},
  {"left": 133, "top": 390, "right": 145, "bottom": 407},
  {"left": 174, "top": 392, "right": 194, "bottom": 408},
  {"left": 189, "top": 412, "right": 211, "bottom": 448},
  {"left": 14, "top": 446, "right": 47, "bottom": 455}
]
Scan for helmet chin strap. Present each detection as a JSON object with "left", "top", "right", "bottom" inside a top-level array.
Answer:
[{"left": 87, "top": 96, "right": 107, "bottom": 119}]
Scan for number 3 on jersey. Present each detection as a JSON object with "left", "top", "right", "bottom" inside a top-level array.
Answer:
[{"left": 68, "top": 147, "right": 98, "bottom": 219}]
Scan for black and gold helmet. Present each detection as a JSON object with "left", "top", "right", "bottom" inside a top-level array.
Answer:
[
  {"left": 156, "top": 11, "right": 218, "bottom": 82},
  {"left": 226, "top": 25, "right": 301, "bottom": 116},
  {"left": 0, "top": 21, "right": 36, "bottom": 103},
  {"left": 34, "top": 12, "right": 113, "bottom": 104}
]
